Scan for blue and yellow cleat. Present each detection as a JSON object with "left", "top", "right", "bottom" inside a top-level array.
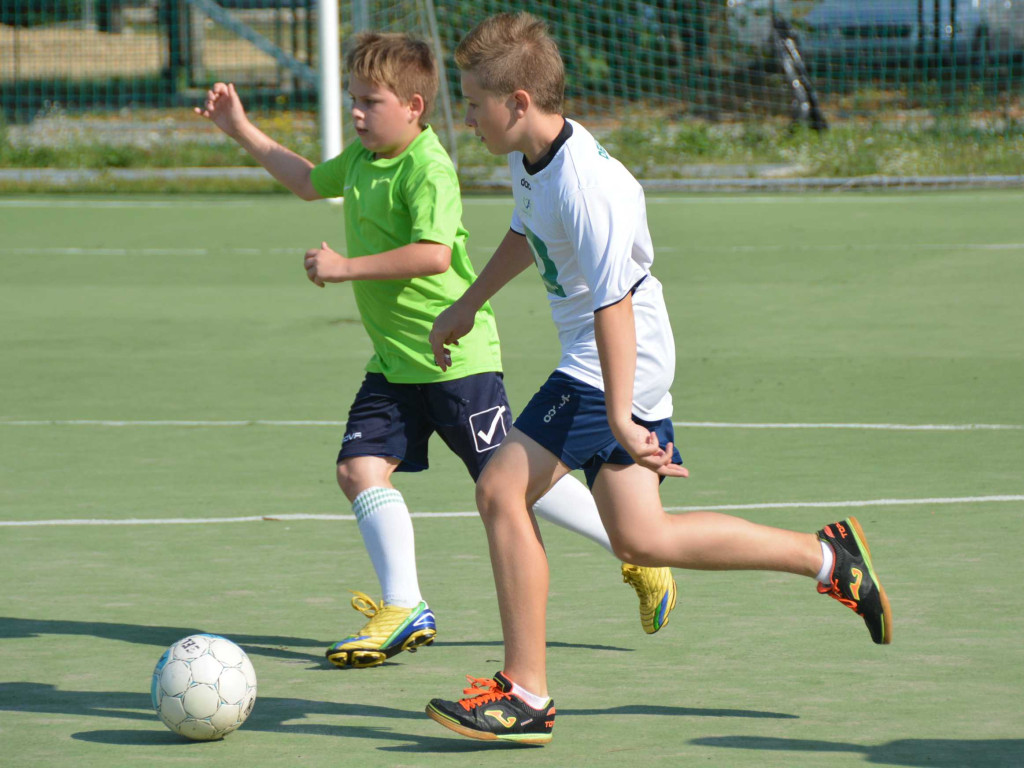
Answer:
[
  {"left": 326, "top": 590, "right": 437, "bottom": 668},
  {"left": 621, "top": 563, "right": 677, "bottom": 634}
]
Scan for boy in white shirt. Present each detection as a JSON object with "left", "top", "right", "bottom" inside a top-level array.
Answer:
[{"left": 425, "top": 12, "right": 892, "bottom": 744}]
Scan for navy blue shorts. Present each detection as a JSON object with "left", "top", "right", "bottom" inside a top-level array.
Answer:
[
  {"left": 337, "top": 372, "right": 511, "bottom": 481},
  {"left": 514, "top": 370, "right": 683, "bottom": 488}
]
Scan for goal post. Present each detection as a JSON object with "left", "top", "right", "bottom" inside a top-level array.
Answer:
[{"left": 318, "top": 0, "right": 342, "bottom": 164}]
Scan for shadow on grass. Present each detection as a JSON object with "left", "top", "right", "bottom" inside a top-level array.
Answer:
[
  {"left": 2, "top": 681, "right": 801, "bottom": 754},
  {"left": 7, "top": 682, "right": 483, "bottom": 750},
  {"left": 0, "top": 683, "right": 521, "bottom": 753},
  {"left": 691, "top": 736, "right": 1024, "bottom": 768},
  {"left": 0, "top": 683, "right": 414, "bottom": 725},
  {"left": 0, "top": 616, "right": 630, "bottom": 661},
  {"left": 436, "top": 639, "right": 634, "bottom": 652},
  {"left": 0, "top": 616, "right": 322, "bottom": 662},
  {"left": 74, "top": 727, "right": 522, "bottom": 753},
  {"left": 573, "top": 704, "right": 797, "bottom": 720}
]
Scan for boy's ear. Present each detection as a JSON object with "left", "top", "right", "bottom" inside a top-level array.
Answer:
[
  {"left": 408, "top": 93, "right": 426, "bottom": 121},
  {"left": 510, "top": 89, "right": 531, "bottom": 117}
]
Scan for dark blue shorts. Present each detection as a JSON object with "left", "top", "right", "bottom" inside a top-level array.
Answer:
[
  {"left": 514, "top": 370, "right": 683, "bottom": 488},
  {"left": 337, "top": 372, "right": 511, "bottom": 481}
]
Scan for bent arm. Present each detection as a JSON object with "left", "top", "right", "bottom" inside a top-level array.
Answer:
[
  {"left": 594, "top": 293, "right": 686, "bottom": 476},
  {"left": 455, "top": 228, "right": 535, "bottom": 311},
  {"left": 195, "top": 82, "right": 320, "bottom": 200},
  {"left": 229, "top": 121, "right": 320, "bottom": 201},
  {"left": 593, "top": 294, "right": 639, "bottom": 439},
  {"left": 342, "top": 241, "right": 451, "bottom": 281},
  {"left": 429, "top": 229, "right": 535, "bottom": 370}
]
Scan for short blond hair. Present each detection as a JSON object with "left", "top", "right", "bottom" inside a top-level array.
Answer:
[
  {"left": 346, "top": 32, "right": 438, "bottom": 125},
  {"left": 455, "top": 12, "right": 564, "bottom": 115}
]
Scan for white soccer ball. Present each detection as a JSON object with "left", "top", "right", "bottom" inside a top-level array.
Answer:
[{"left": 151, "top": 633, "right": 257, "bottom": 740}]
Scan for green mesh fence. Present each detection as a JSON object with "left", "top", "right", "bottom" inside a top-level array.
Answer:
[
  {"left": 0, "top": 0, "right": 319, "bottom": 119},
  {"left": 2, "top": 0, "right": 1023, "bottom": 183}
]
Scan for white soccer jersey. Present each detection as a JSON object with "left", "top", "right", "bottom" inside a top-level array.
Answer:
[{"left": 509, "top": 119, "right": 675, "bottom": 420}]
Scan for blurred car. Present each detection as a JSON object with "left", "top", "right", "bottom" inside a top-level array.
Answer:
[{"left": 727, "top": 0, "right": 1024, "bottom": 62}]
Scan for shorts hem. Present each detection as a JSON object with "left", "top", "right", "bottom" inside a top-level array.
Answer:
[{"left": 336, "top": 450, "right": 428, "bottom": 473}]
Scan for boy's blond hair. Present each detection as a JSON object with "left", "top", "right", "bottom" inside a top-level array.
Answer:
[
  {"left": 346, "top": 32, "right": 438, "bottom": 125},
  {"left": 455, "top": 12, "right": 564, "bottom": 115}
]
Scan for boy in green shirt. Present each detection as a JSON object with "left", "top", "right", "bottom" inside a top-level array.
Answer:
[{"left": 195, "top": 31, "right": 677, "bottom": 668}]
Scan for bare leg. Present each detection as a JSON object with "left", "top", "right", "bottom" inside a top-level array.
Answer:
[
  {"left": 474, "top": 430, "right": 569, "bottom": 698},
  {"left": 592, "top": 463, "right": 822, "bottom": 576}
]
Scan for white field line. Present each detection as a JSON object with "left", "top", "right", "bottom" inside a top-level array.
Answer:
[
  {"left": 0, "top": 247, "right": 297, "bottom": 257},
  {"left": 675, "top": 421, "right": 1024, "bottom": 431},
  {"left": 2, "top": 193, "right": 1021, "bottom": 210},
  {"left": 1, "top": 419, "right": 1021, "bottom": 431},
  {"left": 0, "top": 419, "right": 348, "bottom": 427},
  {"left": 3, "top": 494, "right": 1022, "bottom": 527},
  {"left": 4, "top": 242, "right": 1024, "bottom": 258},
  {"left": 662, "top": 242, "right": 1024, "bottom": 252},
  {"left": 0, "top": 199, "right": 263, "bottom": 209}
]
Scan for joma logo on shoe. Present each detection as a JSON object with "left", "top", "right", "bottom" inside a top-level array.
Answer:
[
  {"left": 849, "top": 567, "right": 863, "bottom": 600},
  {"left": 484, "top": 710, "right": 516, "bottom": 728}
]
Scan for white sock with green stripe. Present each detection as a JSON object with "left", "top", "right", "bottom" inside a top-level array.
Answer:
[
  {"left": 352, "top": 487, "right": 423, "bottom": 609},
  {"left": 532, "top": 474, "right": 614, "bottom": 554}
]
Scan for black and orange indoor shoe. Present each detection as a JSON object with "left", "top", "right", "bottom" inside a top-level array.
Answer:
[
  {"left": 426, "top": 672, "right": 555, "bottom": 744},
  {"left": 817, "top": 516, "right": 893, "bottom": 645}
]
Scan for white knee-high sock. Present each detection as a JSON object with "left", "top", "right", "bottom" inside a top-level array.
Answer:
[
  {"left": 352, "top": 487, "right": 423, "bottom": 608},
  {"left": 531, "top": 474, "right": 614, "bottom": 555}
]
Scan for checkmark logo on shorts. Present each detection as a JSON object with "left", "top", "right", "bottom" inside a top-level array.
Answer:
[
  {"left": 477, "top": 406, "right": 506, "bottom": 443},
  {"left": 470, "top": 405, "right": 507, "bottom": 453}
]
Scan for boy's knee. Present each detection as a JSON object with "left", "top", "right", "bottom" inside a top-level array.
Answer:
[
  {"left": 474, "top": 474, "right": 501, "bottom": 519},
  {"left": 607, "top": 531, "right": 662, "bottom": 566},
  {"left": 335, "top": 462, "right": 361, "bottom": 500}
]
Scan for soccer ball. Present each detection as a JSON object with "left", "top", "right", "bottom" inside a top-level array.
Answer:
[{"left": 151, "top": 633, "right": 257, "bottom": 740}]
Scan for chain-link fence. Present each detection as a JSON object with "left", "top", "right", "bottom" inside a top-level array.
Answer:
[{"left": 2, "top": 0, "right": 1023, "bottom": 184}]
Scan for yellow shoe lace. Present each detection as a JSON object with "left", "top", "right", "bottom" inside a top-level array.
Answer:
[
  {"left": 349, "top": 590, "right": 382, "bottom": 619},
  {"left": 347, "top": 590, "right": 414, "bottom": 638}
]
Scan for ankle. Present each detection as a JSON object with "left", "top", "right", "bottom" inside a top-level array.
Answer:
[{"left": 503, "top": 672, "right": 549, "bottom": 708}]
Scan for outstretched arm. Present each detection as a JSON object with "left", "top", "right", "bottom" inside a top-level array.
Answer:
[
  {"left": 194, "top": 82, "right": 320, "bottom": 201},
  {"left": 429, "top": 229, "right": 534, "bottom": 370},
  {"left": 594, "top": 295, "right": 687, "bottom": 477}
]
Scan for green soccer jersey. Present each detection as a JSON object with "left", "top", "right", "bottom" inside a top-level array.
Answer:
[{"left": 310, "top": 126, "right": 502, "bottom": 383}]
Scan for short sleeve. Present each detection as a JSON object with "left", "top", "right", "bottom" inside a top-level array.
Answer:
[
  {"left": 404, "top": 166, "right": 462, "bottom": 246},
  {"left": 510, "top": 207, "right": 524, "bottom": 235},
  {"left": 561, "top": 187, "right": 646, "bottom": 311},
  {"left": 310, "top": 147, "right": 351, "bottom": 198}
]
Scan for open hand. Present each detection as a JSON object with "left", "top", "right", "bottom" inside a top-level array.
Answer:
[{"left": 193, "top": 82, "right": 248, "bottom": 136}]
